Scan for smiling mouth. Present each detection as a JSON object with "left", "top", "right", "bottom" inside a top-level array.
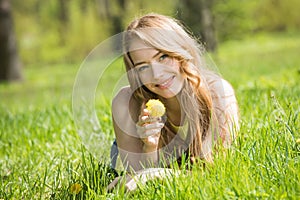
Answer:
[{"left": 155, "top": 76, "right": 175, "bottom": 89}]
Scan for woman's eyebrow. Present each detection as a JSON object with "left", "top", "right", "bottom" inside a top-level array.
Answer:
[{"left": 134, "top": 51, "right": 161, "bottom": 67}]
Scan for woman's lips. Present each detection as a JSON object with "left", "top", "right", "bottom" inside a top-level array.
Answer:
[{"left": 156, "top": 76, "right": 175, "bottom": 89}]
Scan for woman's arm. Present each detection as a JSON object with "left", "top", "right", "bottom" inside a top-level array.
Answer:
[
  {"left": 214, "top": 79, "right": 239, "bottom": 146},
  {"left": 202, "top": 77, "right": 240, "bottom": 159},
  {"left": 112, "top": 87, "right": 162, "bottom": 172}
]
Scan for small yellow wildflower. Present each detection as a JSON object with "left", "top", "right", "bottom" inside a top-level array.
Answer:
[
  {"left": 69, "top": 183, "right": 82, "bottom": 194},
  {"left": 296, "top": 138, "right": 300, "bottom": 144},
  {"left": 146, "top": 99, "right": 166, "bottom": 117}
]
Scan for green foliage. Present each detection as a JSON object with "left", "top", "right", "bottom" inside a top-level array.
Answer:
[
  {"left": 11, "top": 0, "right": 300, "bottom": 65},
  {"left": 12, "top": 0, "right": 112, "bottom": 65},
  {"left": 1, "top": 32, "right": 299, "bottom": 199},
  {"left": 214, "top": 0, "right": 257, "bottom": 41},
  {"left": 12, "top": 0, "right": 177, "bottom": 66},
  {"left": 66, "top": 3, "right": 111, "bottom": 60},
  {"left": 255, "top": 0, "right": 300, "bottom": 31},
  {"left": 214, "top": 0, "right": 300, "bottom": 41}
]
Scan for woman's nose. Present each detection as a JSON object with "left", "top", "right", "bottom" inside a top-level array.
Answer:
[{"left": 151, "top": 63, "right": 164, "bottom": 79}]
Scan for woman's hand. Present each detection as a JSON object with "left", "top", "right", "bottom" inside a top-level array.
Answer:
[
  {"left": 107, "top": 174, "right": 136, "bottom": 192},
  {"left": 107, "top": 168, "right": 180, "bottom": 193},
  {"left": 136, "top": 108, "right": 164, "bottom": 151}
]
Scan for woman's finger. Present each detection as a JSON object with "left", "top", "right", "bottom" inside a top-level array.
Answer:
[
  {"left": 136, "top": 122, "right": 164, "bottom": 138},
  {"left": 136, "top": 125, "right": 160, "bottom": 138},
  {"left": 138, "top": 109, "right": 162, "bottom": 125},
  {"left": 144, "top": 122, "right": 164, "bottom": 130}
]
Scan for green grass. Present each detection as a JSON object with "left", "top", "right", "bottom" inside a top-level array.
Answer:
[{"left": 1, "top": 32, "right": 300, "bottom": 199}]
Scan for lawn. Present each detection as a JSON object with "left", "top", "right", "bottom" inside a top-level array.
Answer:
[{"left": 0, "top": 32, "right": 299, "bottom": 199}]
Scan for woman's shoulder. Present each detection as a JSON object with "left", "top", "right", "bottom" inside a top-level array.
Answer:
[
  {"left": 112, "top": 86, "right": 132, "bottom": 104},
  {"left": 112, "top": 86, "right": 139, "bottom": 121},
  {"left": 112, "top": 86, "right": 132, "bottom": 123},
  {"left": 203, "top": 72, "right": 236, "bottom": 97},
  {"left": 112, "top": 86, "right": 140, "bottom": 134}
]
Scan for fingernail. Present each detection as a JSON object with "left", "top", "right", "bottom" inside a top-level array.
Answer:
[
  {"left": 143, "top": 109, "right": 149, "bottom": 113},
  {"left": 141, "top": 116, "right": 148, "bottom": 120}
]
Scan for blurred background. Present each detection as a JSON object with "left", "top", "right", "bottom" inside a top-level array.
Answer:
[{"left": 0, "top": 0, "right": 299, "bottom": 106}]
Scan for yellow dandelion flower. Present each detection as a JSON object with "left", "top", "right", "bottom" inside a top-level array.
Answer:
[
  {"left": 69, "top": 183, "right": 82, "bottom": 194},
  {"left": 146, "top": 99, "right": 166, "bottom": 117}
]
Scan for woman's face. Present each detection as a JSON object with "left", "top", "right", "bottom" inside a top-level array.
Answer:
[{"left": 129, "top": 40, "right": 185, "bottom": 99}]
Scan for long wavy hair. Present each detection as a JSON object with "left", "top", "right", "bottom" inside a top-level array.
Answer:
[{"left": 123, "top": 13, "right": 215, "bottom": 161}]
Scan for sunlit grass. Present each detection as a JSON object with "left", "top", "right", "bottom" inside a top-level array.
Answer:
[{"left": 0, "top": 32, "right": 299, "bottom": 199}]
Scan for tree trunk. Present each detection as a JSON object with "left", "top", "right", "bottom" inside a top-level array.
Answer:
[
  {"left": 58, "top": 0, "right": 68, "bottom": 24},
  {"left": 96, "top": 0, "right": 127, "bottom": 34},
  {"left": 96, "top": 0, "right": 111, "bottom": 19},
  {"left": 177, "top": 0, "right": 217, "bottom": 52},
  {"left": 199, "top": 0, "right": 217, "bottom": 52},
  {"left": 0, "top": 0, "right": 22, "bottom": 82},
  {"left": 96, "top": 0, "right": 127, "bottom": 51},
  {"left": 57, "top": 0, "right": 69, "bottom": 45}
]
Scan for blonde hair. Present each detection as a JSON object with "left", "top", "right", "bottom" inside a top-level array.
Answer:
[{"left": 123, "top": 13, "right": 214, "bottom": 161}]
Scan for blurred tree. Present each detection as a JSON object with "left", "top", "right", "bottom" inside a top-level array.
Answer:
[
  {"left": 0, "top": 0, "right": 22, "bottom": 82},
  {"left": 58, "top": 0, "right": 69, "bottom": 45},
  {"left": 58, "top": 0, "right": 68, "bottom": 24},
  {"left": 97, "top": 0, "right": 127, "bottom": 34},
  {"left": 96, "top": 0, "right": 110, "bottom": 19},
  {"left": 177, "top": 0, "right": 217, "bottom": 52},
  {"left": 213, "top": 0, "right": 255, "bottom": 41},
  {"left": 255, "top": 0, "right": 300, "bottom": 31},
  {"left": 78, "top": 0, "right": 88, "bottom": 13},
  {"left": 96, "top": 0, "right": 128, "bottom": 50},
  {"left": 112, "top": 0, "right": 126, "bottom": 34},
  {"left": 9, "top": 0, "right": 298, "bottom": 65}
]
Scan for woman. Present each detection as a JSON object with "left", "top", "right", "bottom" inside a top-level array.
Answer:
[{"left": 109, "top": 13, "right": 239, "bottom": 187}]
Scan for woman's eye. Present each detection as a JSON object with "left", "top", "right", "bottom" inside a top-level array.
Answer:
[
  {"left": 159, "top": 54, "right": 168, "bottom": 62},
  {"left": 137, "top": 65, "right": 150, "bottom": 72}
]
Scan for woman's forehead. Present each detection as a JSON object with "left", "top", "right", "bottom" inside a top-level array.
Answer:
[{"left": 128, "top": 38, "right": 152, "bottom": 52}]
